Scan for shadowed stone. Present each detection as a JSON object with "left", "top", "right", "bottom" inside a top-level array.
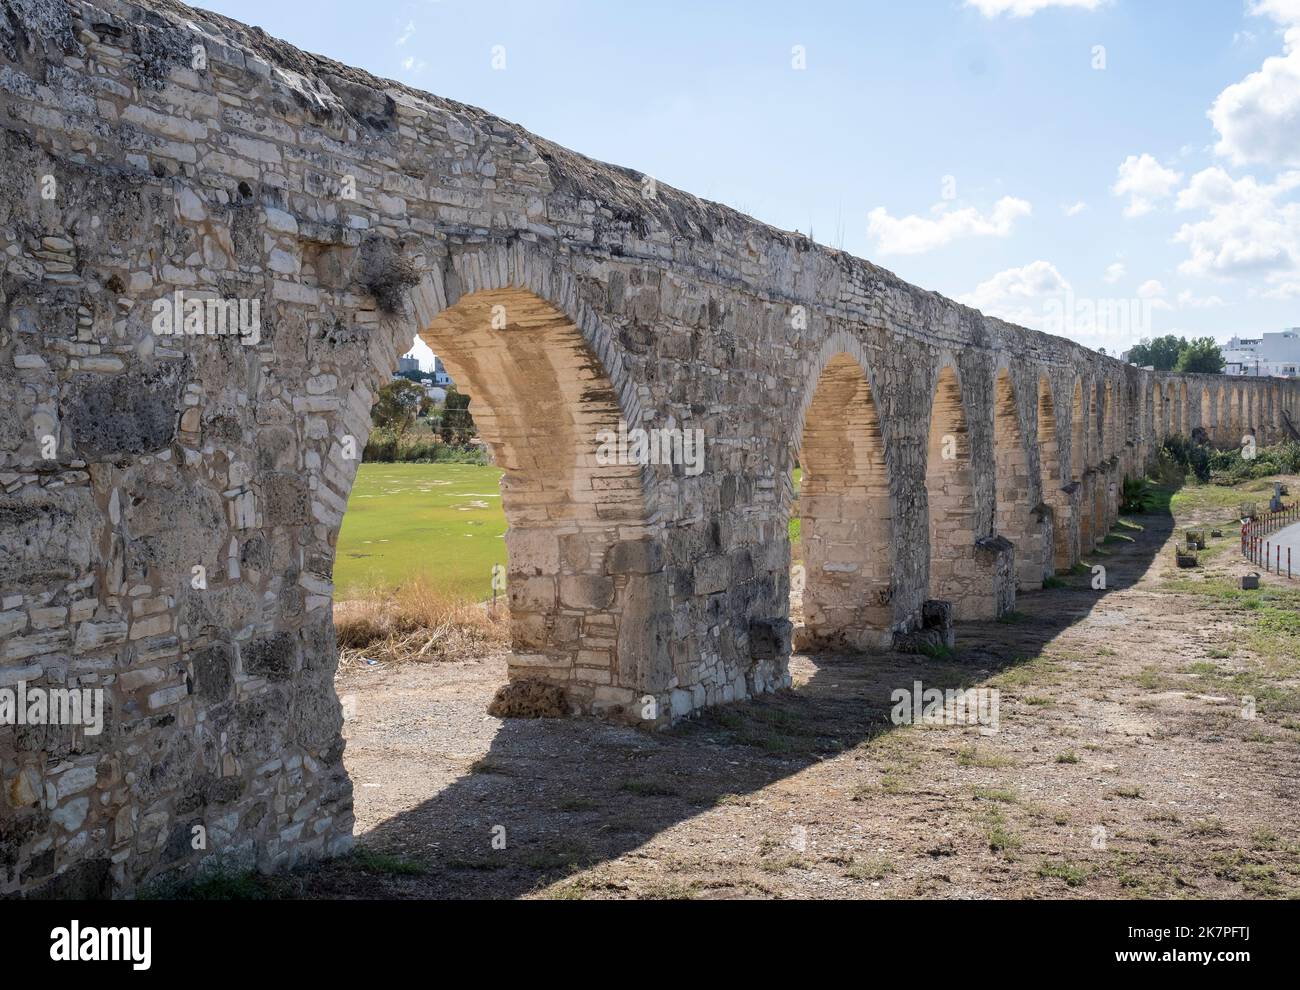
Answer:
[{"left": 65, "top": 367, "right": 183, "bottom": 457}]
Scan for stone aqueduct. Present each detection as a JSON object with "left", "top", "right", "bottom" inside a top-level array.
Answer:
[{"left": 1, "top": 0, "right": 1297, "bottom": 897}]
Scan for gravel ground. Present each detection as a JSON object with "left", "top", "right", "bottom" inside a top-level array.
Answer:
[{"left": 285, "top": 495, "right": 1300, "bottom": 900}]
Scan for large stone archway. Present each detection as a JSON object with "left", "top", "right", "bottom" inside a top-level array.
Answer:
[
  {"left": 994, "top": 368, "right": 1045, "bottom": 591},
  {"left": 415, "top": 285, "right": 669, "bottom": 719},
  {"left": 1038, "top": 375, "right": 1072, "bottom": 572},
  {"left": 927, "top": 365, "right": 973, "bottom": 608},
  {"left": 793, "top": 352, "right": 894, "bottom": 651}
]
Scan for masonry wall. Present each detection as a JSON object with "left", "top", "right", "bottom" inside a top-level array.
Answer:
[{"left": 1, "top": 0, "right": 1297, "bottom": 897}]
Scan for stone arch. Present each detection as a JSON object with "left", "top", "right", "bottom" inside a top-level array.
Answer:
[
  {"left": 413, "top": 277, "right": 670, "bottom": 719},
  {"left": 1217, "top": 385, "right": 1229, "bottom": 445},
  {"left": 1038, "top": 375, "right": 1070, "bottom": 571},
  {"left": 926, "top": 364, "right": 981, "bottom": 619},
  {"left": 1093, "top": 458, "right": 1108, "bottom": 539},
  {"left": 1101, "top": 379, "right": 1119, "bottom": 534},
  {"left": 1102, "top": 380, "right": 1117, "bottom": 460},
  {"left": 1178, "top": 381, "right": 1189, "bottom": 435},
  {"left": 1200, "top": 384, "right": 1213, "bottom": 440},
  {"left": 1135, "top": 377, "right": 1149, "bottom": 447},
  {"left": 1071, "top": 378, "right": 1086, "bottom": 482},
  {"left": 994, "top": 368, "right": 1044, "bottom": 590},
  {"left": 1159, "top": 376, "right": 1170, "bottom": 439},
  {"left": 792, "top": 351, "right": 895, "bottom": 651},
  {"left": 1077, "top": 381, "right": 1098, "bottom": 550},
  {"left": 1086, "top": 381, "right": 1099, "bottom": 468}
]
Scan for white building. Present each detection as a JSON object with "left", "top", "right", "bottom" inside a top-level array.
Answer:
[{"left": 1224, "top": 329, "right": 1300, "bottom": 377}]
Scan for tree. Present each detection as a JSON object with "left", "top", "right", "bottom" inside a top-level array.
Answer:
[
  {"left": 1127, "top": 335, "right": 1186, "bottom": 371},
  {"left": 1174, "top": 337, "right": 1225, "bottom": 374},
  {"left": 439, "top": 385, "right": 478, "bottom": 445},
  {"left": 371, "top": 379, "right": 429, "bottom": 437}
]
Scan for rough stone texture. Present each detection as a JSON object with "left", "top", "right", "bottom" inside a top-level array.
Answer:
[
  {"left": 485, "top": 678, "right": 570, "bottom": 719},
  {"left": 1, "top": 0, "right": 1297, "bottom": 897}
]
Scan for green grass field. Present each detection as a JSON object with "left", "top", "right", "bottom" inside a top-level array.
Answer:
[
  {"left": 335, "top": 463, "right": 507, "bottom": 600},
  {"left": 336, "top": 463, "right": 805, "bottom": 599}
]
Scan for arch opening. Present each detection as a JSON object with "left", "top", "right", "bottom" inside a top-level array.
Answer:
[
  {"left": 794, "top": 353, "right": 895, "bottom": 651},
  {"left": 995, "top": 369, "right": 1045, "bottom": 590},
  {"left": 1103, "top": 381, "right": 1117, "bottom": 461},
  {"left": 412, "top": 287, "right": 669, "bottom": 718},
  {"left": 1038, "top": 375, "right": 1071, "bottom": 571},
  {"left": 1075, "top": 380, "right": 1097, "bottom": 550},
  {"left": 926, "top": 366, "right": 984, "bottom": 619}
]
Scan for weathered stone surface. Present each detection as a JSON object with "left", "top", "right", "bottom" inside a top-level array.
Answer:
[
  {"left": 0, "top": 487, "right": 95, "bottom": 585},
  {"left": 487, "top": 679, "right": 569, "bottom": 718},
  {"left": 191, "top": 642, "right": 234, "bottom": 702},
  {"left": 241, "top": 633, "right": 297, "bottom": 682},
  {"left": 0, "top": 0, "right": 1296, "bottom": 899},
  {"left": 750, "top": 618, "right": 793, "bottom": 662},
  {"left": 65, "top": 367, "right": 184, "bottom": 458}
]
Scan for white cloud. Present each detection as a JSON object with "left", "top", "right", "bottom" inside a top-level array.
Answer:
[
  {"left": 1177, "top": 289, "right": 1225, "bottom": 308},
  {"left": 867, "top": 197, "right": 1031, "bottom": 255},
  {"left": 1063, "top": 200, "right": 1087, "bottom": 216},
  {"left": 957, "top": 260, "right": 1070, "bottom": 327},
  {"left": 401, "top": 56, "right": 427, "bottom": 74},
  {"left": 1137, "top": 279, "right": 1174, "bottom": 310},
  {"left": 396, "top": 21, "right": 416, "bottom": 46},
  {"left": 1103, "top": 261, "right": 1126, "bottom": 283},
  {"left": 1263, "top": 280, "right": 1300, "bottom": 298},
  {"left": 1209, "top": 1, "right": 1300, "bottom": 167},
  {"left": 1173, "top": 166, "right": 1300, "bottom": 278},
  {"left": 1112, "top": 154, "right": 1183, "bottom": 217},
  {"left": 965, "top": 0, "right": 1107, "bottom": 17},
  {"left": 1251, "top": 0, "right": 1300, "bottom": 28}
]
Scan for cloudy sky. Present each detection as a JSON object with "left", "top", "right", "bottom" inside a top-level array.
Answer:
[{"left": 206, "top": 0, "right": 1300, "bottom": 359}]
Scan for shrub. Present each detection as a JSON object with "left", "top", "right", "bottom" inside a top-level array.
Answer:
[
  {"left": 1208, "top": 440, "right": 1300, "bottom": 486},
  {"left": 362, "top": 427, "right": 488, "bottom": 464},
  {"left": 1120, "top": 476, "right": 1153, "bottom": 514},
  {"left": 1159, "top": 434, "right": 1210, "bottom": 483}
]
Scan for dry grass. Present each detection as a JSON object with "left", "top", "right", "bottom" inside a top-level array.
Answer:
[{"left": 333, "top": 578, "right": 509, "bottom": 668}]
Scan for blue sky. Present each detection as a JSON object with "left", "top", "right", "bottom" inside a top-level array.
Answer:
[{"left": 204, "top": 0, "right": 1300, "bottom": 362}]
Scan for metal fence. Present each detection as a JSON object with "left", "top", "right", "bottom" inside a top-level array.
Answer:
[{"left": 1242, "top": 504, "right": 1300, "bottom": 578}]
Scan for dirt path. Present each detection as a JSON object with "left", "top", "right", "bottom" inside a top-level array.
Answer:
[{"left": 293, "top": 490, "right": 1300, "bottom": 900}]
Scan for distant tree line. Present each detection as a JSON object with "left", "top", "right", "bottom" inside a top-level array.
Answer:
[
  {"left": 364, "top": 380, "right": 484, "bottom": 463},
  {"left": 1126, "top": 335, "right": 1225, "bottom": 374}
]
